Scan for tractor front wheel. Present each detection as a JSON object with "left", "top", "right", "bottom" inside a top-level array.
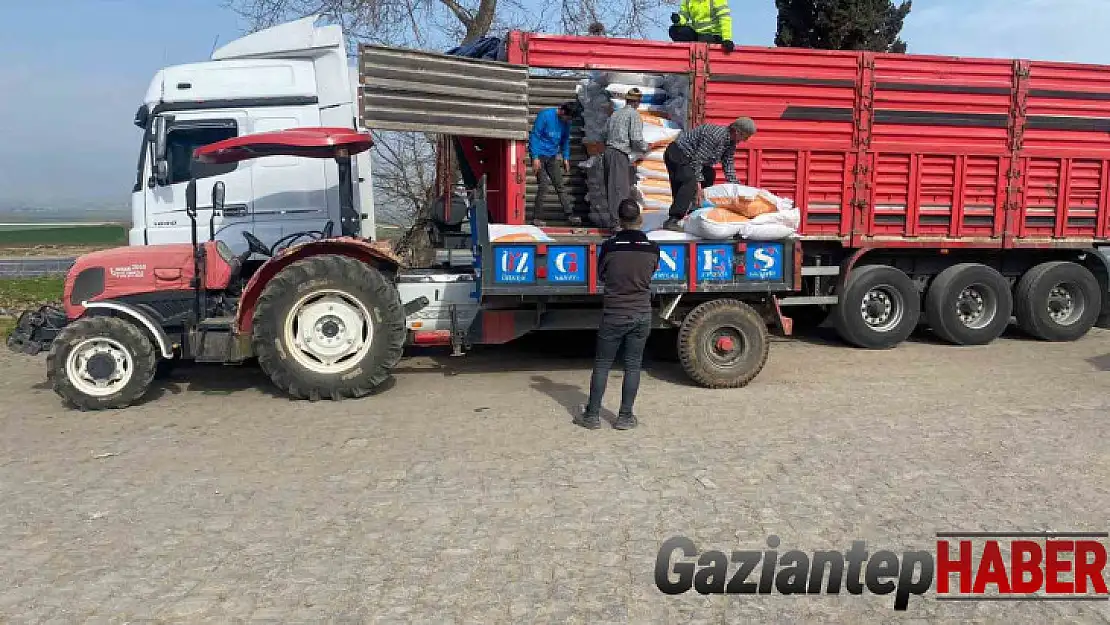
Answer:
[
  {"left": 252, "top": 254, "right": 406, "bottom": 401},
  {"left": 47, "top": 316, "right": 157, "bottom": 410}
]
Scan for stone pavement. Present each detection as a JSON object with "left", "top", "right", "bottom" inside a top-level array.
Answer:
[{"left": 0, "top": 328, "right": 1108, "bottom": 623}]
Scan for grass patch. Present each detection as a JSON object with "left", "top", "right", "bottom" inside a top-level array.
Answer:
[
  {"left": 0, "top": 224, "right": 127, "bottom": 247},
  {"left": 0, "top": 276, "right": 64, "bottom": 338}
]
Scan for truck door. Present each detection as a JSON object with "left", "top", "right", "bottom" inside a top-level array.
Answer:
[
  {"left": 144, "top": 112, "right": 254, "bottom": 255},
  {"left": 247, "top": 112, "right": 330, "bottom": 249}
]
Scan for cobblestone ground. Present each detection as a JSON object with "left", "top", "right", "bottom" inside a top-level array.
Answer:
[{"left": 1, "top": 326, "right": 1109, "bottom": 623}]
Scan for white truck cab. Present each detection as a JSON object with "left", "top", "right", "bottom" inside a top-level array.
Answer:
[{"left": 131, "top": 16, "right": 375, "bottom": 254}]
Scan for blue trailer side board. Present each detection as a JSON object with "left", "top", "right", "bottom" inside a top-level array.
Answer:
[{"left": 481, "top": 238, "right": 799, "bottom": 296}]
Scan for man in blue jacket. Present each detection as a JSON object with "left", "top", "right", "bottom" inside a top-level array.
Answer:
[{"left": 529, "top": 101, "right": 583, "bottom": 226}]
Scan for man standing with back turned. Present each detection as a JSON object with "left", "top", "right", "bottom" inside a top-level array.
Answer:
[{"left": 577, "top": 199, "right": 660, "bottom": 431}]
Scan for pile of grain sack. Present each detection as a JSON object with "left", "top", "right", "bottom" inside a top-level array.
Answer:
[
  {"left": 575, "top": 72, "right": 799, "bottom": 241},
  {"left": 576, "top": 72, "right": 688, "bottom": 227},
  {"left": 682, "top": 184, "right": 801, "bottom": 241}
]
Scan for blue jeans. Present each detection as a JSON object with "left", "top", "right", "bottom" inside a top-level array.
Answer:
[{"left": 585, "top": 313, "right": 653, "bottom": 418}]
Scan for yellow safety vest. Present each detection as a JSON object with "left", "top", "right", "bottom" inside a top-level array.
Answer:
[{"left": 677, "top": 0, "right": 733, "bottom": 41}]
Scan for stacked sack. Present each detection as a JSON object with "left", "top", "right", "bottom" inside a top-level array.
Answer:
[
  {"left": 683, "top": 184, "right": 802, "bottom": 241},
  {"left": 576, "top": 72, "right": 689, "bottom": 225}
]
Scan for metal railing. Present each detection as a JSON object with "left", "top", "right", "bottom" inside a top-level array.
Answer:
[{"left": 0, "top": 257, "right": 76, "bottom": 278}]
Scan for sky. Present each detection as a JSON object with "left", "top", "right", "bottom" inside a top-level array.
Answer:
[{"left": 2, "top": 0, "right": 1110, "bottom": 208}]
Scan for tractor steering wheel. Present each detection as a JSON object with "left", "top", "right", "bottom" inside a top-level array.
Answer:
[{"left": 242, "top": 232, "right": 272, "bottom": 258}]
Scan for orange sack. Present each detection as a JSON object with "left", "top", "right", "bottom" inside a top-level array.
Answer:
[
  {"left": 704, "top": 207, "right": 750, "bottom": 223},
  {"left": 705, "top": 195, "right": 778, "bottom": 218}
]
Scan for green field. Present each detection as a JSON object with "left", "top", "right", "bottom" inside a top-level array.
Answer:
[{"left": 0, "top": 223, "right": 127, "bottom": 246}]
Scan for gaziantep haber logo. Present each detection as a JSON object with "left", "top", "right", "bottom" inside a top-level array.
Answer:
[{"left": 655, "top": 532, "right": 1109, "bottom": 610}]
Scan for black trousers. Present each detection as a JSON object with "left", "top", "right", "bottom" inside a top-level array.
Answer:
[
  {"left": 664, "top": 143, "right": 717, "bottom": 220},
  {"left": 585, "top": 313, "right": 653, "bottom": 418},
  {"left": 602, "top": 147, "right": 634, "bottom": 227},
  {"left": 669, "top": 25, "right": 718, "bottom": 43}
]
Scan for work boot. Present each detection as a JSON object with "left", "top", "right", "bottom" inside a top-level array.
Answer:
[
  {"left": 575, "top": 409, "right": 601, "bottom": 430},
  {"left": 661, "top": 218, "right": 684, "bottom": 233},
  {"left": 614, "top": 413, "right": 638, "bottom": 430}
]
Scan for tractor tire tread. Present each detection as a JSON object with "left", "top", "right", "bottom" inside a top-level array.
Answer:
[
  {"left": 47, "top": 316, "right": 157, "bottom": 410},
  {"left": 252, "top": 254, "right": 405, "bottom": 401}
]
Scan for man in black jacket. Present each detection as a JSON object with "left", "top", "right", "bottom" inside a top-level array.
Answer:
[{"left": 577, "top": 199, "right": 661, "bottom": 430}]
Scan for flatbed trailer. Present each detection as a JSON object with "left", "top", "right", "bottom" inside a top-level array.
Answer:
[
  {"left": 362, "top": 33, "right": 1110, "bottom": 353},
  {"left": 396, "top": 181, "right": 798, "bottom": 387}
]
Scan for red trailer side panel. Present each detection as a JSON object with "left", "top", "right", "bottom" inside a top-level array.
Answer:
[
  {"left": 1018, "top": 61, "right": 1110, "bottom": 242},
  {"left": 479, "top": 33, "right": 1110, "bottom": 248},
  {"left": 705, "top": 47, "right": 860, "bottom": 239}
]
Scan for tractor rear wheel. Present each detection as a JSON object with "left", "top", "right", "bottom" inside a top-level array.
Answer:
[
  {"left": 252, "top": 254, "right": 406, "bottom": 401},
  {"left": 678, "top": 299, "right": 769, "bottom": 389},
  {"left": 47, "top": 316, "right": 157, "bottom": 410}
]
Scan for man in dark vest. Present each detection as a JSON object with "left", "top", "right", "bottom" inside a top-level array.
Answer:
[{"left": 577, "top": 199, "right": 660, "bottom": 430}]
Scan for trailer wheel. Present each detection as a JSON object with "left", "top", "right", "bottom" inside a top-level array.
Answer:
[
  {"left": 832, "top": 265, "right": 921, "bottom": 349},
  {"left": 925, "top": 263, "right": 1013, "bottom": 346},
  {"left": 677, "top": 299, "right": 769, "bottom": 389},
  {"left": 1014, "top": 261, "right": 1101, "bottom": 342},
  {"left": 47, "top": 316, "right": 157, "bottom": 410},
  {"left": 252, "top": 254, "right": 405, "bottom": 400}
]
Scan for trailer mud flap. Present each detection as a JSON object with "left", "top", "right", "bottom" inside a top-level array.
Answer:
[{"left": 467, "top": 309, "right": 537, "bottom": 345}]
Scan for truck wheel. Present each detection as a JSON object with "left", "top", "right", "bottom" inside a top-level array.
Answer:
[
  {"left": 1014, "top": 261, "right": 1101, "bottom": 342},
  {"left": 677, "top": 299, "right": 769, "bottom": 389},
  {"left": 252, "top": 254, "right": 405, "bottom": 400},
  {"left": 925, "top": 263, "right": 1013, "bottom": 346},
  {"left": 832, "top": 265, "right": 921, "bottom": 349},
  {"left": 47, "top": 316, "right": 157, "bottom": 410}
]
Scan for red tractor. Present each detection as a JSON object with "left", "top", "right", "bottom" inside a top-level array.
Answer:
[{"left": 7, "top": 128, "right": 414, "bottom": 410}]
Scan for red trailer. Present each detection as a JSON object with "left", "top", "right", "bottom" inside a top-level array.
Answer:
[{"left": 429, "top": 33, "right": 1110, "bottom": 349}]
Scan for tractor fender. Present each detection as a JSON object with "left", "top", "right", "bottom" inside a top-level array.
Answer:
[
  {"left": 235, "top": 237, "right": 404, "bottom": 335},
  {"left": 82, "top": 300, "right": 175, "bottom": 359}
]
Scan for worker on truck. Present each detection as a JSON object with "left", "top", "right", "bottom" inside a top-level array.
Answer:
[
  {"left": 669, "top": 0, "right": 735, "bottom": 52},
  {"left": 529, "top": 101, "right": 584, "bottom": 227},
  {"left": 660, "top": 118, "right": 756, "bottom": 232},
  {"left": 601, "top": 88, "right": 650, "bottom": 230}
]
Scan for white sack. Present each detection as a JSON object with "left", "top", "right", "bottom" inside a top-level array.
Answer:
[{"left": 735, "top": 222, "right": 796, "bottom": 241}]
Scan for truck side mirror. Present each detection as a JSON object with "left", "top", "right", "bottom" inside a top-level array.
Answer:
[
  {"left": 151, "top": 116, "right": 171, "bottom": 187},
  {"left": 185, "top": 179, "right": 197, "bottom": 218},
  {"left": 211, "top": 181, "right": 225, "bottom": 213}
]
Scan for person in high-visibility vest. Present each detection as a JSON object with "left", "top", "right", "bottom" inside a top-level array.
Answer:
[{"left": 669, "top": 0, "right": 735, "bottom": 52}]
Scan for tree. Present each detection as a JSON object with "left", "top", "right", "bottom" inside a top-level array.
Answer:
[
  {"left": 227, "top": 0, "right": 672, "bottom": 49},
  {"left": 775, "top": 0, "right": 912, "bottom": 54}
]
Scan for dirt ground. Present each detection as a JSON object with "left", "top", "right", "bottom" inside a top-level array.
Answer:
[{"left": 1, "top": 327, "right": 1108, "bottom": 623}]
